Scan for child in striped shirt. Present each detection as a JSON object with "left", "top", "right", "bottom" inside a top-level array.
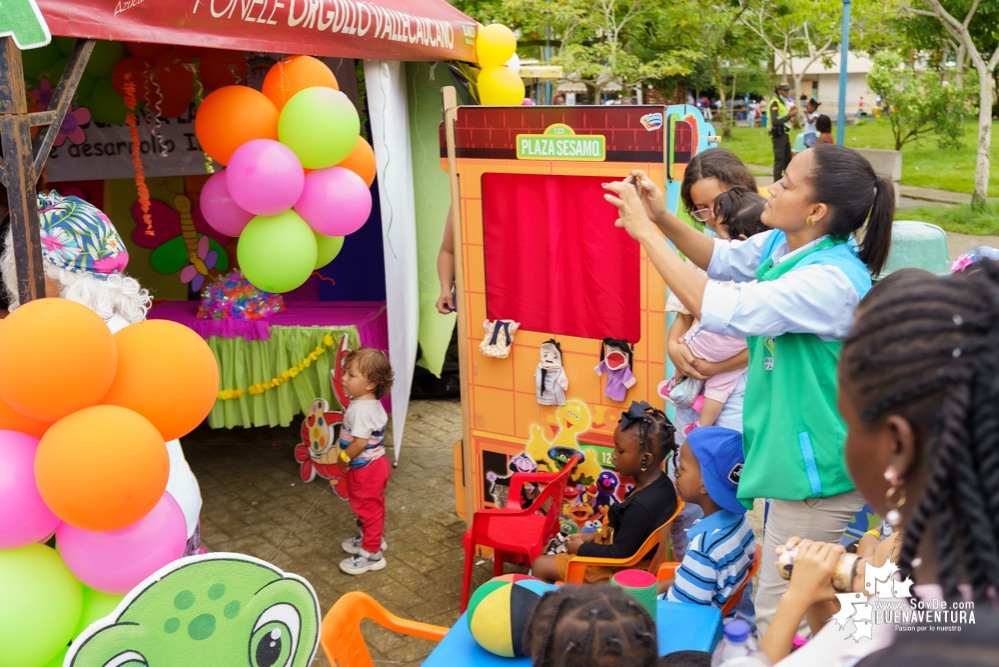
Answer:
[
  {"left": 337, "top": 348, "right": 394, "bottom": 575},
  {"left": 660, "top": 427, "right": 756, "bottom": 624}
]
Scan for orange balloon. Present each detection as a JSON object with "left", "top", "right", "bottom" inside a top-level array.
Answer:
[
  {"left": 35, "top": 405, "right": 169, "bottom": 532},
  {"left": 0, "top": 394, "right": 52, "bottom": 437},
  {"left": 335, "top": 136, "right": 376, "bottom": 187},
  {"left": 0, "top": 299, "right": 117, "bottom": 422},
  {"left": 262, "top": 55, "right": 339, "bottom": 111},
  {"left": 101, "top": 320, "right": 219, "bottom": 441},
  {"left": 195, "top": 86, "right": 279, "bottom": 166}
]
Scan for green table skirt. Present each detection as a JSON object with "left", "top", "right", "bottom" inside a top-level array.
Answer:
[{"left": 208, "top": 326, "right": 360, "bottom": 429}]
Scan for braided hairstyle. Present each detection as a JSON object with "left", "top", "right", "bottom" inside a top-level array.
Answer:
[
  {"left": 841, "top": 260, "right": 999, "bottom": 601},
  {"left": 523, "top": 585, "right": 658, "bottom": 667},
  {"left": 623, "top": 403, "right": 678, "bottom": 465}
]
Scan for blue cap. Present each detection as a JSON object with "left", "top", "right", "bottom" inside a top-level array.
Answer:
[
  {"left": 685, "top": 426, "right": 746, "bottom": 515},
  {"left": 724, "top": 619, "right": 751, "bottom": 643}
]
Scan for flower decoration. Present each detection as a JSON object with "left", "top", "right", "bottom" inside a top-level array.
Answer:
[
  {"left": 31, "top": 78, "right": 53, "bottom": 111},
  {"left": 217, "top": 334, "right": 336, "bottom": 400},
  {"left": 54, "top": 105, "right": 91, "bottom": 147}
]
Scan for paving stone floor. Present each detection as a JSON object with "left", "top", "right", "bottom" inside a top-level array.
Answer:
[{"left": 183, "top": 398, "right": 505, "bottom": 667}]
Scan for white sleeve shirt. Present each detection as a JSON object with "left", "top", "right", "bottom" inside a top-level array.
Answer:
[{"left": 700, "top": 231, "right": 862, "bottom": 341}]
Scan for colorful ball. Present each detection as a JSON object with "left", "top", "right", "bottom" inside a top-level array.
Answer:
[
  {"left": 278, "top": 87, "right": 359, "bottom": 169},
  {"left": 466, "top": 576, "right": 553, "bottom": 657}
]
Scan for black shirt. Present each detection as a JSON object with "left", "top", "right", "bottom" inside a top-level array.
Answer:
[{"left": 577, "top": 473, "right": 678, "bottom": 560}]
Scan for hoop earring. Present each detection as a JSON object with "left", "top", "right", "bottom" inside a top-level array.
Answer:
[
  {"left": 806, "top": 215, "right": 816, "bottom": 227},
  {"left": 885, "top": 486, "right": 906, "bottom": 529}
]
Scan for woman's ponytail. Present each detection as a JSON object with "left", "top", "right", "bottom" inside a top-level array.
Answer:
[{"left": 858, "top": 176, "right": 895, "bottom": 277}]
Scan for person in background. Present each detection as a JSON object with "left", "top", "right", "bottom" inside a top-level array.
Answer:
[
  {"left": 436, "top": 207, "right": 456, "bottom": 314},
  {"left": 553, "top": 94, "right": 566, "bottom": 105},
  {"left": 768, "top": 82, "right": 796, "bottom": 180},
  {"left": 802, "top": 99, "right": 820, "bottom": 148},
  {"left": 815, "top": 115, "right": 834, "bottom": 145}
]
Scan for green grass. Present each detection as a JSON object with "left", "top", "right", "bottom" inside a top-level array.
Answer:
[
  {"left": 720, "top": 119, "right": 999, "bottom": 196},
  {"left": 902, "top": 201, "right": 999, "bottom": 236}
]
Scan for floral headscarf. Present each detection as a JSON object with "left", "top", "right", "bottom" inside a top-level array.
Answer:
[{"left": 36, "top": 191, "right": 129, "bottom": 279}]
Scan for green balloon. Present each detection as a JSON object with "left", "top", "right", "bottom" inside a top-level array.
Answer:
[
  {"left": 314, "top": 232, "right": 344, "bottom": 269},
  {"left": 0, "top": 544, "right": 83, "bottom": 667},
  {"left": 238, "top": 211, "right": 318, "bottom": 293},
  {"left": 86, "top": 41, "right": 127, "bottom": 77},
  {"left": 53, "top": 37, "right": 77, "bottom": 57},
  {"left": 43, "top": 647, "right": 68, "bottom": 667},
  {"left": 73, "top": 72, "right": 98, "bottom": 107},
  {"left": 74, "top": 587, "right": 125, "bottom": 638},
  {"left": 22, "top": 43, "right": 60, "bottom": 80},
  {"left": 278, "top": 87, "right": 360, "bottom": 169},
  {"left": 40, "top": 57, "right": 68, "bottom": 85},
  {"left": 87, "top": 77, "right": 129, "bottom": 125}
]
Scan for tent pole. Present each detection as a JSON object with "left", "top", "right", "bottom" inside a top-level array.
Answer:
[
  {"left": 442, "top": 86, "right": 475, "bottom": 527},
  {"left": 0, "top": 37, "right": 94, "bottom": 306}
]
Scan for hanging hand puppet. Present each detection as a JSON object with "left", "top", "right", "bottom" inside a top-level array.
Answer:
[
  {"left": 594, "top": 338, "right": 636, "bottom": 402},
  {"left": 535, "top": 339, "right": 568, "bottom": 406},
  {"left": 479, "top": 319, "right": 520, "bottom": 359}
]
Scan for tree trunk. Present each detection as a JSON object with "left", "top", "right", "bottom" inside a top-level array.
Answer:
[
  {"left": 729, "top": 69, "right": 739, "bottom": 136},
  {"left": 973, "top": 62, "right": 992, "bottom": 205},
  {"left": 711, "top": 57, "right": 730, "bottom": 137}
]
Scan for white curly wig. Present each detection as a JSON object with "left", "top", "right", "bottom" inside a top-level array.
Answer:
[{"left": 2, "top": 228, "right": 151, "bottom": 324}]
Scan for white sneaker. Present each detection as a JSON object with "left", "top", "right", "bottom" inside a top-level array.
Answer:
[
  {"left": 342, "top": 535, "right": 388, "bottom": 555},
  {"left": 339, "top": 549, "right": 387, "bottom": 575}
]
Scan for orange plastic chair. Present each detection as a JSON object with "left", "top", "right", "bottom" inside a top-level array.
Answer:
[
  {"left": 562, "top": 499, "right": 685, "bottom": 585},
  {"left": 320, "top": 591, "right": 449, "bottom": 667},
  {"left": 657, "top": 543, "right": 762, "bottom": 617},
  {"left": 461, "top": 454, "right": 580, "bottom": 611}
]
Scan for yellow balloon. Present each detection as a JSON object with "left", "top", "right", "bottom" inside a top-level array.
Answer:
[
  {"left": 478, "top": 66, "right": 525, "bottom": 106},
  {"left": 476, "top": 24, "right": 517, "bottom": 68}
]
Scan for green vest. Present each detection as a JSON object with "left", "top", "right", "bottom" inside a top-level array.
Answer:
[
  {"left": 739, "top": 237, "right": 857, "bottom": 508},
  {"left": 769, "top": 95, "right": 788, "bottom": 117}
]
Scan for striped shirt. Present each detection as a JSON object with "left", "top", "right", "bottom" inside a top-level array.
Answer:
[
  {"left": 666, "top": 509, "right": 756, "bottom": 617},
  {"left": 340, "top": 399, "right": 387, "bottom": 469}
]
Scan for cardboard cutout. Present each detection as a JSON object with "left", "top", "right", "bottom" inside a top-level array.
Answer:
[
  {"left": 0, "top": 0, "right": 50, "bottom": 49},
  {"left": 294, "top": 398, "right": 346, "bottom": 489},
  {"left": 66, "top": 553, "right": 320, "bottom": 667}
]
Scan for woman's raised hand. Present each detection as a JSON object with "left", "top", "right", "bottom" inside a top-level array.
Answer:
[
  {"left": 603, "top": 177, "right": 657, "bottom": 242},
  {"left": 630, "top": 170, "right": 667, "bottom": 223}
]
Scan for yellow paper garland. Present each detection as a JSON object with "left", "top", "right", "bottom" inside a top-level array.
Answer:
[{"left": 217, "top": 334, "right": 336, "bottom": 401}]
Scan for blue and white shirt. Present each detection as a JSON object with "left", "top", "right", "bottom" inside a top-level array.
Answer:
[{"left": 666, "top": 509, "right": 756, "bottom": 617}]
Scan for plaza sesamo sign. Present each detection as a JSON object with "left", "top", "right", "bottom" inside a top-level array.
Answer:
[{"left": 516, "top": 124, "right": 606, "bottom": 161}]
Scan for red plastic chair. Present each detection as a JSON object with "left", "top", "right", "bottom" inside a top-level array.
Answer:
[{"left": 461, "top": 454, "right": 580, "bottom": 611}]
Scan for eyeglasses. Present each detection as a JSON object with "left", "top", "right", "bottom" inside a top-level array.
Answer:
[{"left": 690, "top": 206, "right": 715, "bottom": 222}]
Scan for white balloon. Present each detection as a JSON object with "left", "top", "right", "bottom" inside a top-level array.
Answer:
[{"left": 504, "top": 53, "right": 521, "bottom": 75}]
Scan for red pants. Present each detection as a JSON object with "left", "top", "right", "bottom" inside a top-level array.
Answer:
[{"left": 345, "top": 456, "right": 390, "bottom": 553}]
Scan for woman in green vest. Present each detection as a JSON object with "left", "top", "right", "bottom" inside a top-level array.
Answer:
[{"left": 603, "top": 144, "right": 895, "bottom": 634}]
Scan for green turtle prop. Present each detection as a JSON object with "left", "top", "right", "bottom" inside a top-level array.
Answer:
[{"left": 67, "top": 554, "right": 320, "bottom": 667}]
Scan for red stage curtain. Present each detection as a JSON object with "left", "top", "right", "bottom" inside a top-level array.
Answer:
[{"left": 481, "top": 173, "right": 641, "bottom": 342}]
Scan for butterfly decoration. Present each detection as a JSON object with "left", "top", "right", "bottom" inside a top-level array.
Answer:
[{"left": 131, "top": 194, "right": 230, "bottom": 293}]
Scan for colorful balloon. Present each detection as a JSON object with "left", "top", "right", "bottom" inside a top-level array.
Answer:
[
  {"left": 476, "top": 24, "right": 517, "bottom": 68},
  {"left": 200, "top": 49, "right": 249, "bottom": 90},
  {"left": 152, "top": 94, "right": 192, "bottom": 120},
  {"left": 152, "top": 48, "right": 196, "bottom": 98},
  {"left": 314, "top": 232, "right": 345, "bottom": 269},
  {"left": 74, "top": 587, "right": 125, "bottom": 637},
  {"left": 226, "top": 139, "right": 305, "bottom": 216},
  {"left": 0, "top": 430, "right": 60, "bottom": 550},
  {"left": 294, "top": 167, "right": 372, "bottom": 237},
  {"left": 478, "top": 66, "right": 526, "bottom": 106},
  {"left": 0, "top": 393, "right": 52, "bottom": 437},
  {"left": 100, "top": 320, "right": 219, "bottom": 442},
  {"left": 22, "top": 43, "right": 60, "bottom": 80},
  {"left": 125, "top": 42, "right": 171, "bottom": 62},
  {"left": 335, "top": 136, "right": 377, "bottom": 187},
  {"left": 0, "top": 298, "right": 117, "bottom": 422},
  {"left": 238, "top": 211, "right": 318, "bottom": 293},
  {"left": 111, "top": 56, "right": 151, "bottom": 97},
  {"left": 262, "top": 55, "right": 339, "bottom": 111},
  {"left": 0, "top": 544, "right": 82, "bottom": 667},
  {"left": 35, "top": 405, "right": 169, "bottom": 532},
  {"left": 278, "top": 87, "right": 359, "bottom": 169},
  {"left": 199, "top": 170, "right": 254, "bottom": 237},
  {"left": 87, "top": 77, "right": 130, "bottom": 125},
  {"left": 195, "top": 86, "right": 279, "bottom": 166},
  {"left": 85, "top": 41, "right": 127, "bottom": 77},
  {"left": 57, "top": 492, "right": 187, "bottom": 594}
]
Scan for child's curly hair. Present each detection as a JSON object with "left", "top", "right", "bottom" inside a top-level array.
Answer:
[
  {"left": 524, "top": 585, "right": 658, "bottom": 667},
  {"left": 344, "top": 347, "right": 394, "bottom": 399}
]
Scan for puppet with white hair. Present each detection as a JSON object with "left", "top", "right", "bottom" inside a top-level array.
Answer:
[{"left": 1, "top": 191, "right": 204, "bottom": 553}]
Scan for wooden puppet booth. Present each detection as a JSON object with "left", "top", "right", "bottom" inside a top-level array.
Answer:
[
  {"left": 1, "top": 0, "right": 482, "bottom": 460},
  {"left": 442, "top": 100, "right": 716, "bottom": 526}
]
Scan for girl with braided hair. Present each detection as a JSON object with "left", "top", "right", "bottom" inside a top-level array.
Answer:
[
  {"left": 531, "top": 402, "right": 679, "bottom": 584},
  {"left": 605, "top": 144, "right": 895, "bottom": 634},
  {"left": 523, "top": 585, "right": 659, "bottom": 667},
  {"left": 758, "top": 261, "right": 999, "bottom": 665}
]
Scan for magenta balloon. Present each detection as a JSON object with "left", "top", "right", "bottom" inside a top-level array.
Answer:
[
  {"left": 55, "top": 492, "right": 187, "bottom": 594},
  {"left": 0, "top": 430, "right": 59, "bottom": 549},
  {"left": 199, "top": 170, "right": 254, "bottom": 237},
  {"left": 225, "top": 139, "right": 305, "bottom": 216},
  {"left": 294, "top": 167, "right": 372, "bottom": 237}
]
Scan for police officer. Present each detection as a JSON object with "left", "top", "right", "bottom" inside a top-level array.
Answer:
[{"left": 769, "top": 82, "right": 796, "bottom": 180}]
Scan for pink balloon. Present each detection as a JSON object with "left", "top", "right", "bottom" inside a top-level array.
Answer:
[
  {"left": 226, "top": 139, "right": 305, "bottom": 216},
  {"left": 199, "top": 170, "right": 254, "bottom": 237},
  {"left": 294, "top": 167, "right": 372, "bottom": 237},
  {"left": 56, "top": 492, "right": 187, "bottom": 594},
  {"left": 0, "top": 430, "right": 59, "bottom": 549}
]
